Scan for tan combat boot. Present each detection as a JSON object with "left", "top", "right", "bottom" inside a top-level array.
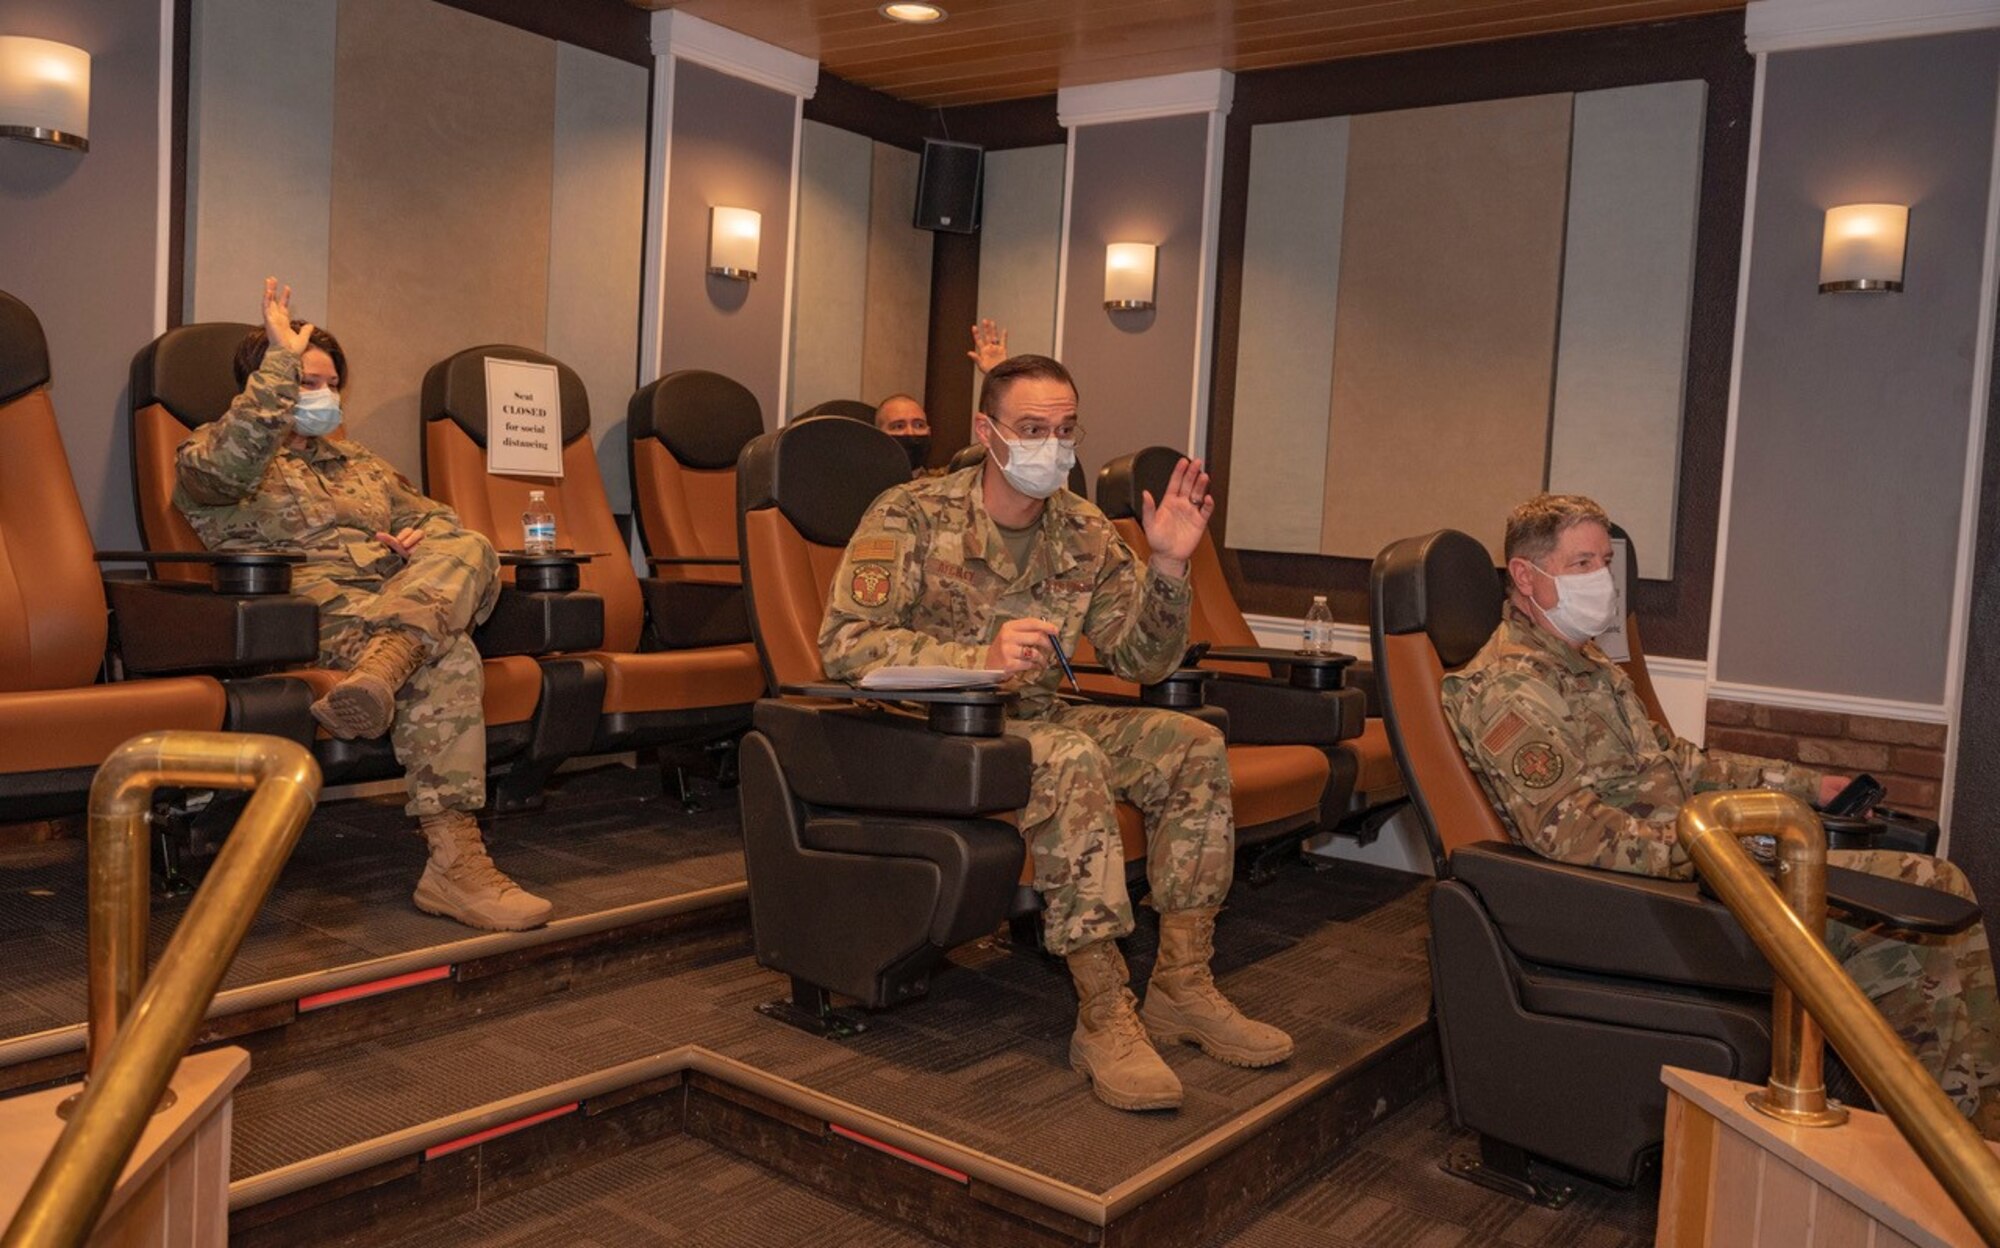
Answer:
[
  {"left": 413, "top": 810, "right": 554, "bottom": 932},
  {"left": 311, "top": 628, "right": 427, "bottom": 740},
  {"left": 1066, "top": 940, "right": 1183, "bottom": 1111},
  {"left": 1141, "top": 906, "right": 1293, "bottom": 1068}
]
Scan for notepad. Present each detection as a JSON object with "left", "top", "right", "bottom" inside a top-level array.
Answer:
[{"left": 856, "top": 665, "right": 1007, "bottom": 691}]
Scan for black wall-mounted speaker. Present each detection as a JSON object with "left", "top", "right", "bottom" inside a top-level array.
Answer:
[{"left": 913, "top": 139, "right": 983, "bottom": 234}]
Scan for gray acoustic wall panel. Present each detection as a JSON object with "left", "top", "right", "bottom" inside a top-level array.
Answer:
[
  {"left": 1226, "top": 116, "right": 1348, "bottom": 555},
  {"left": 186, "top": 0, "right": 337, "bottom": 325},
  {"left": 1548, "top": 80, "right": 1707, "bottom": 581},
  {"left": 1321, "top": 95, "right": 1573, "bottom": 561},
  {"left": 787, "top": 120, "right": 871, "bottom": 419},
  {"left": 546, "top": 42, "right": 648, "bottom": 511},
  {"left": 974, "top": 144, "right": 1067, "bottom": 413},
  {"left": 860, "top": 142, "right": 933, "bottom": 408},
  {"left": 1717, "top": 34, "right": 2000, "bottom": 705}
]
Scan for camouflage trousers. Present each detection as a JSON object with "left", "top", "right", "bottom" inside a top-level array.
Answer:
[
  {"left": 1829, "top": 849, "right": 2000, "bottom": 1134},
  {"left": 294, "top": 531, "right": 501, "bottom": 817},
  {"left": 1005, "top": 703, "right": 1235, "bottom": 956}
]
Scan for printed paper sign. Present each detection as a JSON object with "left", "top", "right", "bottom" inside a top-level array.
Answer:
[{"left": 484, "top": 357, "right": 564, "bottom": 478}]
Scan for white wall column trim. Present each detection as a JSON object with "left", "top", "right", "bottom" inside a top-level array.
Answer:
[
  {"left": 649, "top": 10, "right": 819, "bottom": 98},
  {"left": 1188, "top": 104, "right": 1229, "bottom": 457},
  {"left": 1745, "top": 0, "right": 2000, "bottom": 53},
  {"left": 776, "top": 94, "right": 805, "bottom": 425},
  {"left": 155, "top": 0, "right": 174, "bottom": 334},
  {"left": 1057, "top": 69, "right": 1235, "bottom": 127},
  {"left": 1704, "top": 53, "right": 1768, "bottom": 689},
  {"left": 1052, "top": 130, "right": 1076, "bottom": 359},
  {"left": 639, "top": 56, "right": 675, "bottom": 385},
  {"left": 1936, "top": 68, "right": 2000, "bottom": 844},
  {"left": 1706, "top": 681, "right": 1950, "bottom": 725}
]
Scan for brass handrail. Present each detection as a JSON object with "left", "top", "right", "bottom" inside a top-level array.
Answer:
[
  {"left": 1679, "top": 790, "right": 2000, "bottom": 1245},
  {"left": 2, "top": 732, "right": 321, "bottom": 1248}
]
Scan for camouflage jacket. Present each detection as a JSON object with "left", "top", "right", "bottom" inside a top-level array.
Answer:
[
  {"left": 173, "top": 347, "right": 467, "bottom": 576},
  {"left": 819, "top": 466, "right": 1192, "bottom": 720},
  {"left": 1442, "top": 602, "right": 1821, "bottom": 880}
]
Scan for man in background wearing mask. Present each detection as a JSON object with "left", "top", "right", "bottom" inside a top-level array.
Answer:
[
  {"left": 820, "top": 353, "right": 1292, "bottom": 1114},
  {"left": 873, "top": 392, "right": 939, "bottom": 478},
  {"left": 1444, "top": 492, "right": 2000, "bottom": 1137}
]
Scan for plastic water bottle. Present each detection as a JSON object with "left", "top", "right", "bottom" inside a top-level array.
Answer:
[
  {"left": 1303, "top": 595, "right": 1335, "bottom": 656},
  {"left": 522, "top": 490, "right": 556, "bottom": 556}
]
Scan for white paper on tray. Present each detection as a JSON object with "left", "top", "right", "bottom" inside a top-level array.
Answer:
[{"left": 856, "top": 666, "right": 1007, "bottom": 691}]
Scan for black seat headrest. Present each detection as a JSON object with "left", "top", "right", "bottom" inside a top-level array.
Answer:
[
  {"left": 1094, "top": 446, "right": 1182, "bottom": 521},
  {"left": 1370, "top": 529, "right": 1502, "bottom": 668},
  {"left": 946, "top": 442, "right": 1088, "bottom": 495},
  {"left": 738, "top": 415, "right": 911, "bottom": 547},
  {"left": 798, "top": 398, "right": 876, "bottom": 423},
  {"left": 1609, "top": 521, "right": 1638, "bottom": 605},
  {"left": 0, "top": 290, "right": 52, "bottom": 406},
  {"left": 420, "top": 345, "right": 592, "bottom": 449},
  {"left": 130, "top": 322, "right": 256, "bottom": 429},
  {"left": 630, "top": 369, "right": 763, "bottom": 470}
]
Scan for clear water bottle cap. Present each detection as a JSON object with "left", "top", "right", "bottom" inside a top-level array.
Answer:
[
  {"left": 1312, "top": 595, "right": 1328, "bottom": 604},
  {"left": 529, "top": 490, "right": 545, "bottom": 501}
]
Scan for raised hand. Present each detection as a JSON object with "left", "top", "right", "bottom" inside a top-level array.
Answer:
[
  {"left": 1140, "top": 457, "right": 1214, "bottom": 573},
  {"left": 967, "top": 318, "right": 1009, "bottom": 374},
  {"left": 261, "top": 277, "right": 312, "bottom": 356}
]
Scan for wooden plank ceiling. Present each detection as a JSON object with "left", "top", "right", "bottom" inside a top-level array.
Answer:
[{"left": 631, "top": 0, "right": 1746, "bottom": 106}]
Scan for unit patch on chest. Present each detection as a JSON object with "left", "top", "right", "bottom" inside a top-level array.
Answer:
[
  {"left": 1511, "top": 742, "right": 1565, "bottom": 789},
  {"left": 850, "top": 563, "right": 892, "bottom": 608}
]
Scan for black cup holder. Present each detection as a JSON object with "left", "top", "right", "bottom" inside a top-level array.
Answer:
[
  {"left": 208, "top": 554, "right": 298, "bottom": 596},
  {"left": 502, "top": 552, "right": 592, "bottom": 594}
]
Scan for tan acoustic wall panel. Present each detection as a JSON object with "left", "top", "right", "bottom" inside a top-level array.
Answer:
[
  {"left": 971, "top": 144, "right": 1066, "bottom": 415},
  {"left": 1226, "top": 116, "right": 1348, "bottom": 555},
  {"left": 1320, "top": 94, "right": 1573, "bottom": 561},
  {"left": 787, "top": 120, "right": 872, "bottom": 418},
  {"left": 186, "top": 0, "right": 337, "bottom": 324},
  {"left": 1548, "top": 81, "right": 1706, "bottom": 580},
  {"left": 546, "top": 42, "right": 649, "bottom": 512},
  {"left": 860, "top": 142, "right": 933, "bottom": 409},
  {"left": 327, "top": 0, "right": 556, "bottom": 479}
]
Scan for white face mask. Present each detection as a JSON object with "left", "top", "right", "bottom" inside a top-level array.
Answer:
[
  {"left": 990, "top": 426, "right": 1075, "bottom": 500},
  {"left": 1527, "top": 562, "right": 1620, "bottom": 643},
  {"left": 293, "top": 387, "right": 342, "bottom": 436}
]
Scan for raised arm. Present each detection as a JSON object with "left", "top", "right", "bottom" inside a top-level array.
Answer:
[{"left": 174, "top": 279, "right": 310, "bottom": 506}]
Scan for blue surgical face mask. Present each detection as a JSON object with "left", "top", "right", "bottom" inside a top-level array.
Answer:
[{"left": 293, "top": 387, "right": 342, "bottom": 436}]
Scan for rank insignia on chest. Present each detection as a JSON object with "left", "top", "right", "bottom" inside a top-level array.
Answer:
[
  {"left": 850, "top": 563, "right": 892, "bottom": 608},
  {"left": 1512, "top": 742, "right": 1565, "bottom": 789}
]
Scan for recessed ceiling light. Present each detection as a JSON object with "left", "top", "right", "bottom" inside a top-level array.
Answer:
[{"left": 880, "top": 3, "right": 947, "bottom": 23}]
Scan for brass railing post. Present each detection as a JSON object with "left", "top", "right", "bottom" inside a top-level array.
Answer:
[
  {"left": 2, "top": 731, "right": 321, "bottom": 1248},
  {"left": 1679, "top": 789, "right": 2000, "bottom": 1246}
]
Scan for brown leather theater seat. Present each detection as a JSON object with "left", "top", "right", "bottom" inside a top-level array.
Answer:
[
  {"left": 1096, "top": 446, "right": 1408, "bottom": 829},
  {"left": 129, "top": 324, "right": 603, "bottom": 810},
  {"left": 0, "top": 291, "right": 227, "bottom": 805},
  {"left": 422, "top": 346, "right": 763, "bottom": 751}
]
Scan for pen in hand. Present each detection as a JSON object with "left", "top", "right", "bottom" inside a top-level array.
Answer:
[{"left": 1048, "top": 631, "right": 1081, "bottom": 693}]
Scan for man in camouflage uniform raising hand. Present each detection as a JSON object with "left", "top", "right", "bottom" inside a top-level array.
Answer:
[
  {"left": 821, "top": 354, "right": 1290, "bottom": 1112},
  {"left": 1443, "top": 493, "right": 2000, "bottom": 1136},
  {"left": 173, "top": 278, "right": 549, "bottom": 933}
]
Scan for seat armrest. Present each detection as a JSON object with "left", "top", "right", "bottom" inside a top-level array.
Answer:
[
  {"left": 104, "top": 580, "right": 319, "bottom": 675},
  {"left": 1203, "top": 646, "right": 1356, "bottom": 691},
  {"left": 1070, "top": 661, "right": 1214, "bottom": 710},
  {"left": 753, "top": 697, "right": 1032, "bottom": 815},
  {"left": 97, "top": 550, "right": 304, "bottom": 596},
  {"left": 1203, "top": 677, "right": 1364, "bottom": 746},
  {"left": 781, "top": 682, "right": 1009, "bottom": 736},
  {"left": 1451, "top": 841, "right": 1772, "bottom": 993},
  {"left": 1697, "top": 864, "right": 1979, "bottom": 936},
  {"left": 474, "top": 586, "right": 604, "bottom": 657},
  {"left": 638, "top": 577, "right": 750, "bottom": 648}
]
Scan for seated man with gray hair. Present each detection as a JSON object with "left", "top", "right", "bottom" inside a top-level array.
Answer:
[{"left": 1442, "top": 492, "right": 2000, "bottom": 1137}]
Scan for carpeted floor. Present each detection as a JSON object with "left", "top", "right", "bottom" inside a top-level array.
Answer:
[
  {"left": 380, "top": 1089, "right": 1660, "bottom": 1248},
  {"left": 0, "top": 764, "right": 744, "bottom": 1043},
  {"left": 228, "top": 850, "right": 1434, "bottom": 1192}
]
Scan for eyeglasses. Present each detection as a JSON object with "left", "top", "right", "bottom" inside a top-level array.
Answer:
[{"left": 992, "top": 418, "right": 1085, "bottom": 449}]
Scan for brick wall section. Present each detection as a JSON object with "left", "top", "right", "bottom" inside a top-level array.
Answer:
[{"left": 1704, "top": 699, "right": 1947, "bottom": 818}]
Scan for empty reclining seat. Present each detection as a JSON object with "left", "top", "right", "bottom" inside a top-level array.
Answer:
[
  {"left": 1096, "top": 447, "right": 1405, "bottom": 836},
  {"left": 796, "top": 398, "right": 875, "bottom": 422},
  {"left": 735, "top": 414, "right": 1029, "bottom": 1023},
  {"left": 422, "top": 346, "right": 763, "bottom": 753},
  {"left": 129, "top": 324, "right": 601, "bottom": 810},
  {"left": 1608, "top": 523, "right": 1670, "bottom": 727},
  {"left": 626, "top": 370, "right": 760, "bottom": 648},
  {"left": 0, "top": 291, "right": 262, "bottom": 816}
]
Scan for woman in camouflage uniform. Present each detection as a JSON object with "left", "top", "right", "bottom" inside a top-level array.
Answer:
[{"left": 172, "top": 279, "right": 549, "bottom": 933}]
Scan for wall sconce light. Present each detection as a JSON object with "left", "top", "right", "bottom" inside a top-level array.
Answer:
[
  {"left": 1820, "top": 203, "right": 1908, "bottom": 293},
  {"left": 1104, "top": 242, "right": 1157, "bottom": 311},
  {"left": 0, "top": 36, "right": 90, "bottom": 152},
  {"left": 707, "top": 206, "right": 761, "bottom": 281}
]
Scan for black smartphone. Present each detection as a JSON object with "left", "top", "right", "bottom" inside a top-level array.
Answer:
[{"left": 1820, "top": 773, "right": 1885, "bottom": 818}]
